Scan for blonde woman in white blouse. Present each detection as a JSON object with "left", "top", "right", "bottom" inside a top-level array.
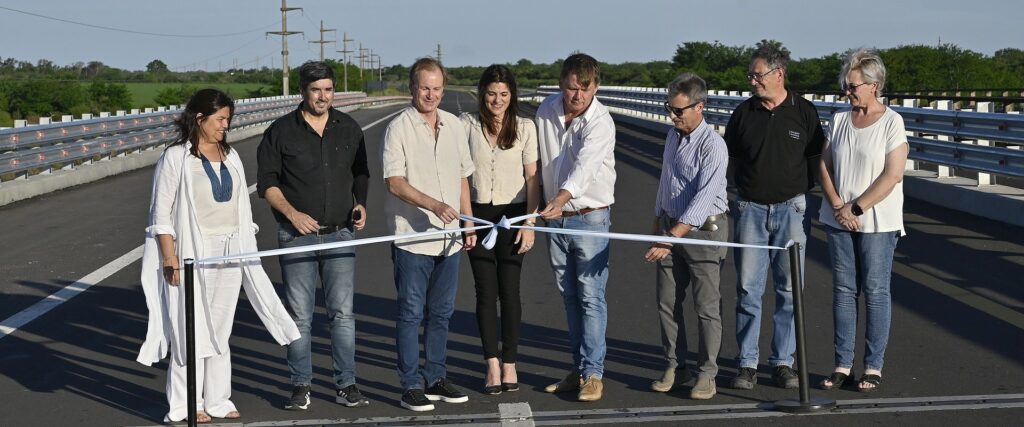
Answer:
[
  {"left": 817, "top": 48, "right": 908, "bottom": 394},
  {"left": 460, "top": 64, "right": 540, "bottom": 395}
]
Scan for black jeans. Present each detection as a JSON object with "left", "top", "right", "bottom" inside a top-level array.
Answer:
[{"left": 467, "top": 202, "right": 526, "bottom": 362}]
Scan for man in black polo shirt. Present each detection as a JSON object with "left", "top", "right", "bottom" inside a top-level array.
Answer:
[
  {"left": 257, "top": 61, "right": 370, "bottom": 410},
  {"left": 724, "top": 45, "right": 825, "bottom": 391}
]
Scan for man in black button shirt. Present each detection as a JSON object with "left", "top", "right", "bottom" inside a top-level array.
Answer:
[
  {"left": 723, "top": 45, "right": 825, "bottom": 391},
  {"left": 256, "top": 61, "right": 370, "bottom": 410}
]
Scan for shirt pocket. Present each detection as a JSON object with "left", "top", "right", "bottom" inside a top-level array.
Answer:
[{"left": 281, "top": 142, "right": 317, "bottom": 173}]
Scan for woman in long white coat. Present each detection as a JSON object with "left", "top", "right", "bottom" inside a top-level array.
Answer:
[{"left": 137, "top": 89, "right": 299, "bottom": 423}]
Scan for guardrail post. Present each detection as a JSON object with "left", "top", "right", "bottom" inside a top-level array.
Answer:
[
  {"left": 131, "top": 109, "right": 140, "bottom": 115},
  {"left": 974, "top": 102, "right": 994, "bottom": 186},
  {"left": 903, "top": 99, "right": 920, "bottom": 171},
  {"left": 81, "top": 114, "right": 92, "bottom": 121},
  {"left": 62, "top": 115, "right": 73, "bottom": 123},
  {"left": 934, "top": 100, "right": 953, "bottom": 178},
  {"left": 14, "top": 120, "right": 27, "bottom": 128},
  {"left": 39, "top": 117, "right": 51, "bottom": 125}
]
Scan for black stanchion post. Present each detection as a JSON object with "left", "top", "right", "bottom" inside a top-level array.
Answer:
[
  {"left": 184, "top": 259, "right": 198, "bottom": 427},
  {"left": 773, "top": 243, "right": 835, "bottom": 413}
]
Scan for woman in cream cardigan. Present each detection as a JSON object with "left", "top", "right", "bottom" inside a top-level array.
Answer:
[
  {"left": 461, "top": 65, "right": 540, "bottom": 395},
  {"left": 138, "top": 89, "right": 299, "bottom": 423}
]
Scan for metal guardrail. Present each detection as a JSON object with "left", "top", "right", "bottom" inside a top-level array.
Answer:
[
  {"left": 0, "top": 94, "right": 409, "bottom": 179},
  {"left": 536, "top": 86, "right": 1024, "bottom": 179}
]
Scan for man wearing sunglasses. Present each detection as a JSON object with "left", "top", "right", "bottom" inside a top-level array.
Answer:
[
  {"left": 644, "top": 73, "right": 729, "bottom": 400},
  {"left": 724, "top": 45, "right": 825, "bottom": 391}
]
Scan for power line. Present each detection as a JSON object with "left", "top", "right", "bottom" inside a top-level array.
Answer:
[{"left": 0, "top": 5, "right": 280, "bottom": 38}]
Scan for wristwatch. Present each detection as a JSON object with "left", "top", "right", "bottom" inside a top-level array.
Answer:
[{"left": 851, "top": 202, "right": 864, "bottom": 216}]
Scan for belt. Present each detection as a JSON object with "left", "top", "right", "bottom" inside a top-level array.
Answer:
[
  {"left": 315, "top": 225, "right": 347, "bottom": 234},
  {"left": 664, "top": 213, "right": 726, "bottom": 231},
  {"left": 560, "top": 206, "right": 609, "bottom": 217},
  {"left": 279, "top": 223, "right": 347, "bottom": 235}
]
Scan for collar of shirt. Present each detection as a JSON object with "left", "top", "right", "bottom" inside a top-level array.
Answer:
[
  {"left": 673, "top": 118, "right": 710, "bottom": 147},
  {"left": 402, "top": 106, "right": 448, "bottom": 131},
  {"left": 291, "top": 104, "right": 342, "bottom": 131},
  {"left": 552, "top": 93, "right": 605, "bottom": 130},
  {"left": 753, "top": 90, "right": 798, "bottom": 111}
]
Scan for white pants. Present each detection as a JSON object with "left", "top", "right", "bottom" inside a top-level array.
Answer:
[{"left": 165, "top": 233, "right": 242, "bottom": 421}]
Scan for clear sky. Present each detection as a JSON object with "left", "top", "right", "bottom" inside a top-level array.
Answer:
[{"left": 1, "top": 0, "right": 1020, "bottom": 71}]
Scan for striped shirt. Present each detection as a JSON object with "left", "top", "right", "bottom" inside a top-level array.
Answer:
[{"left": 654, "top": 119, "right": 729, "bottom": 227}]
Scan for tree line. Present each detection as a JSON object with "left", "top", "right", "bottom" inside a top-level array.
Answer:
[{"left": 2, "top": 41, "right": 1022, "bottom": 127}]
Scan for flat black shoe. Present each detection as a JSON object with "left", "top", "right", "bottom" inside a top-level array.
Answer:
[
  {"left": 501, "top": 382, "right": 519, "bottom": 392},
  {"left": 483, "top": 384, "right": 502, "bottom": 395}
]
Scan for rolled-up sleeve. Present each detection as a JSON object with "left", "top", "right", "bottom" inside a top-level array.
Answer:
[
  {"left": 381, "top": 124, "right": 407, "bottom": 179},
  {"left": 148, "top": 151, "right": 179, "bottom": 237},
  {"left": 256, "top": 127, "right": 281, "bottom": 197}
]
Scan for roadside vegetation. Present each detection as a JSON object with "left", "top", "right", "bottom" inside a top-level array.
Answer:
[{"left": 1, "top": 40, "right": 1021, "bottom": 127}]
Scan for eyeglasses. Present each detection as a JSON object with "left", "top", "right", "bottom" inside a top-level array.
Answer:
[
  {"left": 664, "top": 101, "right": 701, "bottom": 116},
  {"left": 843, "top": 81, "right": 873, "bottom": 92},
  {"left": 746, "top": 68, "right": 779, "bottom": 82}
]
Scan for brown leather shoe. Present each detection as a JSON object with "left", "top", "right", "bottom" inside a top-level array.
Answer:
[
  {"left": 577, "top": 374, "right": 603, "bottom": 402},
  {"left": 544, "top": 369, "right": 581, "bottom": 393}
]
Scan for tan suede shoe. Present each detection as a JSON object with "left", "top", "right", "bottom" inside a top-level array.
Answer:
[
  {"left": 544, "top": 369, "right": 581, "bottom": 393},
  {"left": 577, "top": 375, "right": 603, "bottom": 402},
  {"left": 690, "top": 377, "right": 716, "bottom": 400}
]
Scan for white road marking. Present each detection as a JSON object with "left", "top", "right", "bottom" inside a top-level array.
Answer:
[
  {"left": 0, "top": 247, "right": 144, "bottom": 339},
  {"left": 0, "top": 111, "right": 399, "bottom": 341}
]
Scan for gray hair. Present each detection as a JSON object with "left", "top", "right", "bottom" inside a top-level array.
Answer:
[
  {"left": 667, "top": 72, "right": 708, "bottom": 104},
  {"left": 751, "top": 45, "right": 789, "bottom": 72},
  {"left": 840, "top": 47, "right": 887, "bottom": 95}
]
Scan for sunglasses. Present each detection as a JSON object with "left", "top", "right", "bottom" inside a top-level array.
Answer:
[{"left": 664, "top": 101, "right": 701, "bottom": 116}]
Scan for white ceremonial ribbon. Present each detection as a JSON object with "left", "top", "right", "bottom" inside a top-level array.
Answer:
[{"left": 197, "top": 213, "right": 790, "bottom": 265}]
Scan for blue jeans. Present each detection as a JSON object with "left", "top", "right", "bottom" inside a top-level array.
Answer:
[
  {"left": 732, "top": 194, "right": 807, "bottom": 369},
  {"left": 392, "top": 245, "right": 460, "bottom": 390},
  {"left": 278, "top": 225, "right": 357, "bottom": 389},
  {"left": 825, "top": 225, "right": 899, "bottom": 371},
  {"left": 546, "top": 209, "right": 611, "bottom": 379}
]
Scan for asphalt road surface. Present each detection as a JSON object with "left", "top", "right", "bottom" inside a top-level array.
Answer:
[{"left": 1, "top": 92, "right": 1022, "bottom": 426}]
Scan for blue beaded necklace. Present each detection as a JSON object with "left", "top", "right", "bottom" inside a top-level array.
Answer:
[{"left": 199, "top": 151, "right": 233, "bottom": 202}]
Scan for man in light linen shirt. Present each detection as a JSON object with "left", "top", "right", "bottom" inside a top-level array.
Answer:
[
  {"left": 644, "top": 73, "right": 729, "bottom": 400},
  {"left": 535, "top": 52, "right": 617, "bottom": 402},
  {"left": 381, "top": 57, "right": 476, "bottom": 412}
]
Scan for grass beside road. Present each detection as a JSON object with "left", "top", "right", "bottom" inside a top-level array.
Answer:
[{"left": 94, "top": 83, "right": 272, "bottom": 108}]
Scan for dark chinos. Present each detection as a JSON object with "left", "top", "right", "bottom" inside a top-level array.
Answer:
[{"left": 467, "top": 202, "right": 527, "bottom": 362}]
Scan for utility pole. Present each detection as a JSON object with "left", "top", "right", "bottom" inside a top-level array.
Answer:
[
  {"left": 337, "top": 32, "right": 354, "bottom": 92},
  {"left": 370, "top": 52, "right": 381, "bottom": 94},
  {"left": 309, "top": 20, "right": 336, "bottom": 62},
  {"left": 358, "top": 45, "right": 369, "bottom": 82},
  {"left": 436, "top": 43, "right": 442, "bottom": 64},
  {"left": 267, "top": 0, "right": 303, "bottom": 96}
]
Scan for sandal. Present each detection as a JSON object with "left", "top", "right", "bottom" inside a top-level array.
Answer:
[
  {"left": 820, "top": 371, "right": 853, "bottom": 390},
  {"left": 222, "top": 410, "right": 241, "bottom": 419},
  {"left": 858, "top": 374, "right": 882, "bottom": 393},
  {"left": 195, "top": 411, "right": 212, "bottom": 424}
]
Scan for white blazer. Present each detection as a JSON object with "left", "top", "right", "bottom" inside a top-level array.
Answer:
[{"left": 137, "top": 143, "right": 300, "bottom": 367}]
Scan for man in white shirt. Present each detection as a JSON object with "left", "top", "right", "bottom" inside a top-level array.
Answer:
[
  {"left": 535, "top": 53, "right": 617, "bottom": 402},
  {"left": 381, "top": 57, "right": 476, "bottom": 412}
]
